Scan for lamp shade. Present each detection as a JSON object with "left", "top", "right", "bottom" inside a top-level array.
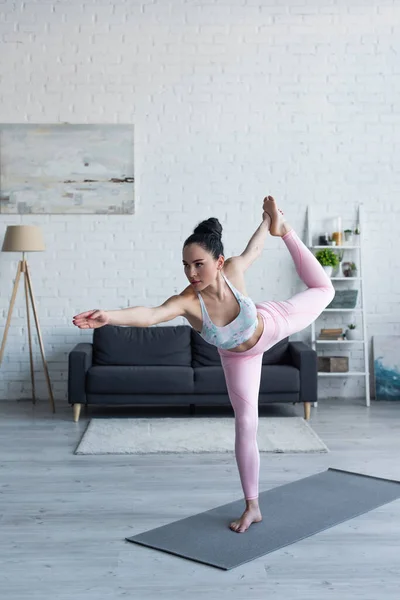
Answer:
[{"left": 1, "top": 225, "right": 45, "bottom": 252}]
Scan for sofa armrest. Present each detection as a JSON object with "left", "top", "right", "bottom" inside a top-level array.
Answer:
[
  {"left": 68, "top": 343, "right": 93, "bottom": 406},
  {"left": 288, "top": 341, "right": 317, "bottom": 404}
]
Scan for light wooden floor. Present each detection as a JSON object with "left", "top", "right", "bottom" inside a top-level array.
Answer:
[{"left": 1, "top": 398, "right": 400, "bottom": 600}]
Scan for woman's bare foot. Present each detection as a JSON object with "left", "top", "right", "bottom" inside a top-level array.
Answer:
[
  {"left": 263, "top": 196, "right": 292, "bottom": 237},
  {"left": 229, "top": 503, "right": 263, "bottom": 533}
]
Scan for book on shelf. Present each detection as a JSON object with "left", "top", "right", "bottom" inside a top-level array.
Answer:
[{"left": 318, "top": 328, "right": 345, "bottom": 341}]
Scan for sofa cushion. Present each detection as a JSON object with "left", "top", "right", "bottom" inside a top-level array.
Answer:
[
  {"left": 262, "top": 337, "right": 290, "bottom": 365},
  {"left": 191, "top": 329, "right": 222, "bottom": 367},
  {"left": 93, "top": 325, "right": 191, "bottom": 367},
  {"left": 193, "top": 367, "right": 228, "bottom": 393},
  {"left": 194, "top": 364, "right": 299, "bottom": 395},
  {"left": 260, "top": 365, "right": 299, "bottom": 393},
  {"left": 87, "top": 365, "right": 194, "bottom": 394}
]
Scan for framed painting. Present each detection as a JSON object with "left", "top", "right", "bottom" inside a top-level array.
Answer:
[
  {"left": 373, "top": 335, "right": 400, "bottom": 401},
  {"left": 0, "top": 124, "right": 134, "bottom": 214}
]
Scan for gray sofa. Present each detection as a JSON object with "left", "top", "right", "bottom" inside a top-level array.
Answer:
[{"left": 68, "top": 324, "right": 317, "bottom": 422}]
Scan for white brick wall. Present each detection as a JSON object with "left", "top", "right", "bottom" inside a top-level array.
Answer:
[{"left": 1, "top": 0, "right": 399, "bottom": 405}]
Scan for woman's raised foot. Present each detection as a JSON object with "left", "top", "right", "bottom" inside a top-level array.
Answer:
[{"left": 263, "top": 196, "right": 291, "bottom": 237}]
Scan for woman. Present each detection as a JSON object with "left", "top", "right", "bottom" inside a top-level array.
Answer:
[{"left": 73, "top": 196, "right": 335, "bottom": 534}]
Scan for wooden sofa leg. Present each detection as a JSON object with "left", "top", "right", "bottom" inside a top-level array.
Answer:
[
  {"left": 73, "top": 404, "right": 82, "bottom": 422},
  {"left": 304, "top": 402, "right": 311, "bottom": 421}
]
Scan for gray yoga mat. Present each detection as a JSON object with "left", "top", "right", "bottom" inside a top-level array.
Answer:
[{"left": 125, "top": 468, "right": 400, "bottom": 570}]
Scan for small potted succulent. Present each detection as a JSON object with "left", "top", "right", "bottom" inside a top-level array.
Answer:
[
  {"left": 315, "top": 248, "right": 340, "bottom": 277},
  {"left": 346, "top": 323, "right": 358, "bottom": 341},
  {"left": 342, "top": 261, "right": 357, "bottom": 277}
]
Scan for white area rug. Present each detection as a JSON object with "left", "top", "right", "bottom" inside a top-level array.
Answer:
[{"left": 75, "top": 417, "right": 329, "bottom": 455}]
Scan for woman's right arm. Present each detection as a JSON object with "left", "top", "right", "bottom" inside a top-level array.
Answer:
[
  {"left": 73, "top": 294, "right": 189, "bottom": 329},
  {"left": 107, "top": 306, "right": 154, "bottom": 327},
  {"left": 113, "top": 294, "right": 189, "bottom": 326}
]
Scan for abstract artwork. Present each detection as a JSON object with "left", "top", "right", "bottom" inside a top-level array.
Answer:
[
  {"left": 0, "top": 124, "right": 134, "bottom": 214},
  {"left": 373, "top": 335, "right": 400, "bottom": 400}
]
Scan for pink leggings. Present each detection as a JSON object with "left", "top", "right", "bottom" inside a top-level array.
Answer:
[{"left": 217, "top": 229, "right": 335, "bottom": 500}]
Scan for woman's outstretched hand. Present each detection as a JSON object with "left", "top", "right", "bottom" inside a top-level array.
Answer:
[{"left": 72, "top": 309, "right": 110, "bottom": 329}]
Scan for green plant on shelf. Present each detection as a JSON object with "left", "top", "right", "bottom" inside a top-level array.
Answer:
[
  {"left": 347, "top": 323, "right": 356, "bottom": 329},
  {"left": 315, "top": 248, "right": 340, "bottom": 267}
]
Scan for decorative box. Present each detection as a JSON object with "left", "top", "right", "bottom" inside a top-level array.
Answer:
[{"left": 318, "top": 356, "right": 349, "bottom": 373}]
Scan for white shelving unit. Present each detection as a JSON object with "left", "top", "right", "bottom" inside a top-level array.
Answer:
[{"left": 306, "top": 204, "right": 370, "bottom": 406}]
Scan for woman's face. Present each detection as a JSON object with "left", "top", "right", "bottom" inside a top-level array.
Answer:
[{"left": 182, "top": 244, "right": 223, "bottom": 289}]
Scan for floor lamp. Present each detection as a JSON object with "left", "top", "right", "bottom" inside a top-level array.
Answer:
[{"left": 0, "top": 225, "right": 55, "bottom": 413}]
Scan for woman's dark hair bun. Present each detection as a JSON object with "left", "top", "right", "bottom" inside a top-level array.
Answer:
[
  {"left": 193, "top": 217, "right": 222, "bottom": 239},
  {"left": 183, "top": 216, "right": 224, "bottom": 261}
]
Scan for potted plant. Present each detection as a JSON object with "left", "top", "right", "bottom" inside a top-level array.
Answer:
[
  {"left": 315, "top": 248, "right": 339, "bottom": 277},
  {"left": 344, "top": 229, "right": 353, "bottom": 243},
  {"left": 346, "top": 323, "right": 358, "bottom": 341}
]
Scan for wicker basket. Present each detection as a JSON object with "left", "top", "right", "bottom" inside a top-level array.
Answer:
[{"left": 327, "top": 290, "right": 358, "bottom": 309}]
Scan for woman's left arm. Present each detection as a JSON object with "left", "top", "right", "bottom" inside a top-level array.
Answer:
[{"left": 233, "top": 220, "right": 270, "bottom": 272}]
